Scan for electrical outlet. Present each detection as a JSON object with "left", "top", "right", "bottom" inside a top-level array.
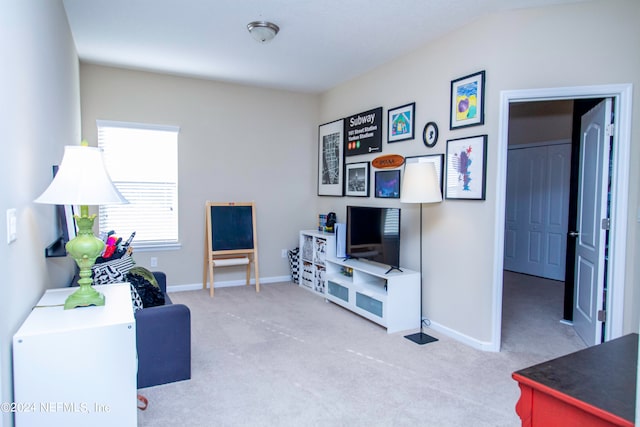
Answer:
[
  {"left": 281, "top": 249, "right": 288, "bottom": 258},
  {"left": 150, "top": 257, "right": 158, "bottom": 267}
]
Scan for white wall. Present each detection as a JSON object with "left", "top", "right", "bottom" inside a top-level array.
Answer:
[
  {"left": 319, "top": 0, "right": 640, "bottom": 347},
  {"left": 79, "top": 64, "right": 321, "bottom": 286},
  {"left": 0, "top": 1, "right": 80, "bottom": 425},
  {"left": 508, "top": 101, "right": 573, "bottom": 146}
]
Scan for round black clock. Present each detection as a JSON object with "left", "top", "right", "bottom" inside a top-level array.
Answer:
[{"left": 423, "top": 122, "right": 438, "bottom": 147}]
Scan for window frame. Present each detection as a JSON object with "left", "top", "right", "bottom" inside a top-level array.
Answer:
[{"left": 96, "top": 119, "right": 181, "bottom": 251}]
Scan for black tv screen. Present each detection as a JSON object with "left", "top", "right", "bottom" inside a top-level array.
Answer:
[{"left": 346, "top": 206, "right": 401, "bottom": 268}]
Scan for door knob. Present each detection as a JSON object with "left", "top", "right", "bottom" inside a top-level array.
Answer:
[{"left": 568, "top": 231, "right": 580, "bottom": 237}]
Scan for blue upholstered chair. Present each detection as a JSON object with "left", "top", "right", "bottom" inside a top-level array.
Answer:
[{"left": 136, "top": 272, "right": 191, "bottom": 388}]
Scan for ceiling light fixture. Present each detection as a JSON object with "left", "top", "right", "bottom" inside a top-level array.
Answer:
[{"left": 247, "top": 21, "right": 279, "bottom": 43}]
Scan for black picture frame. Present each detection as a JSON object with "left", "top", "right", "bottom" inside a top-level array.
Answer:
[
  {"left": 450, "top": 70, "right": 485, "bottom": 130},
  {"left": 317, "top": 119, "right": 344, "bottom": 196},
  {"left": 387, "top": 102, "right": 415, "bottom": 143},
  {"left": 374, "top": 169, "right": 401, "bottom": 199},
  {"left": 344, "top": 107, "right": 383, "bottom": 156},
  {"left": 445, "top": 135, "right": 487, "bottom": 200},
  {"left": 404, "top": 154, "right": 444, "bottom": 194},
  {"left": 344, "top": 161, "right": 370, "bottom": 197}
]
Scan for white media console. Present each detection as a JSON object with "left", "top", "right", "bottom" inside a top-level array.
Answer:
[{"left": 299, "top": 230, "right": 420, "bottom": 334}]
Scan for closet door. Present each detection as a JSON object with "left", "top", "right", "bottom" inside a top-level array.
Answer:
[{"left": 504, "top": 143, "right": 570, "bottom": 280}]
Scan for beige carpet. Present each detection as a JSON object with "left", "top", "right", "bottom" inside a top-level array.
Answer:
[{"left": 137, "top": 275, "right": 585, "bottom": 426}]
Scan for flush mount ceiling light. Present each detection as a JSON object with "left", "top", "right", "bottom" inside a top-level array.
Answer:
[{"left": 247, "top": 21, "right": 279, "bottom": 43}]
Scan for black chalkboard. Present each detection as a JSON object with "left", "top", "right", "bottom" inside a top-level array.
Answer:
[{"left": 209, "top": 205, "right": 254, "bottom": 251}]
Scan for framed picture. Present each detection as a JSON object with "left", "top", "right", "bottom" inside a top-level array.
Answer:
[
  {"left": 405, "top": 154, "right": 444, "bottom": 194},
  {"left": 318, "top": 119, "right": 344, "bottom": 196},
  {"left": 344, "top": 162, "right": 370, "bottom": 197},
  {"left": 344, "top": 107, "right": 383, "bottom": 156},
  {"left": 445, "top": 135, "right": 487, "bottom": 200},
  {"left": 450, "top": 70, "right": 485, "bottom": 130},
  {"left": 375, "top": 169, "right": 401, "bottom": 199},
  {"left": 387, "top": 102, "right": 415, "bottom": 143}
]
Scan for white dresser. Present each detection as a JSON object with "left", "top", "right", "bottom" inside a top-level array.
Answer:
[{"left": 13, "top": 284, "right": 137, "bottom": 427}]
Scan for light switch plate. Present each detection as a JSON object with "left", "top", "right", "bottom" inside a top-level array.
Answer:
[{"left": 7, "top": 208, "right": 17, "bottom": 244}]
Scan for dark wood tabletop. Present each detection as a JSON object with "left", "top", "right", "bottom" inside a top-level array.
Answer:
[{"left": 513, "top": 333, "right": 638, "bottom": 423}]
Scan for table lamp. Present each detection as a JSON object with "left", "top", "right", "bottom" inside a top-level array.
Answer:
[
  {"left": 35, "top": 142, "right": 128, "bottom": 309},
  {"left": 400, "top": 161, "right": 442, "bottom": 345}
]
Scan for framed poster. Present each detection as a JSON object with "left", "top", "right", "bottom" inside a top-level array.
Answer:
[
  {"left": 344, "top": 107, "right": 383, "bottom": 156},
  {"left": 318, "top": 119, "right": 344, "bottom": 196},
  {"left": 405, "top": 154, "right": 444, "bottom": 194},
  {"left": 450, "top": 70, "right": 485, "bottom": 130},
  {"left": 344, "top": 162, "right": 370, "bottom": 197},
  {"left": 388, "top": 102, "right": 415, "bottom": 143},
  {"left": 375, "top": 169, "right": 401, "bottom": 199},
  {"left": 445, "top": 135, "right": 487, "bottom": 200}
]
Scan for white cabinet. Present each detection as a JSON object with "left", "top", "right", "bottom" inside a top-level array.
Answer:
[
  {"left": 13, "top": 284, "right": 137, "bottom": 427},
  {"left": 324, "top": 258, "right": 420, "bottom": 334},
  {"left": 299, "top": 230, "right": 335, "bottom": 295},
  {"left": 298, "top": 229, "right": 420, "bottom": 333}
]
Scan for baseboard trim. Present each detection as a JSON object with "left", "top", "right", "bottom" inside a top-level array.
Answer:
[
  {"left": 169, "top": 278, "right": 498, "bottom": 351},
  {"left": 428, "top": 320, "right": 497, "bottom": 352},
  {"left": 168, "top": 275, "right": 292, "bottom": 293}
]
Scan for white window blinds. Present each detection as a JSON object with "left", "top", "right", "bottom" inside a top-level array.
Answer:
[
  {"left": 97, "top": 120, "right": 179, "bottom": 247},
  {"left": 383, "top": 208, "right": 400, "bottom": 236}
]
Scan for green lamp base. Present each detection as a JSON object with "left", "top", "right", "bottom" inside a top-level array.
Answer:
[
  {"left": 64, "top": 286, "right": 105, "bottom": 310},
  {"left": 64, "top": 205, "right": 106, "bottom": 310}
]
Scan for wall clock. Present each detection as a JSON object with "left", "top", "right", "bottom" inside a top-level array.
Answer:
[{"left": 423, "top": 122, "right": 438, "bottom": 148}]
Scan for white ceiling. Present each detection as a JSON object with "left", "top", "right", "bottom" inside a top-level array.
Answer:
[{"left": 62, "top": 0, "right": 587, "bottom": 93}]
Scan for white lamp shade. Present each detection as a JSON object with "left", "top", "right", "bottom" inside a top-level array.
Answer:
[
  {"left": 400, "top": 161, "right": 442, "bottom": 204},
  {"left": 35, "top": 145, "right": 128, "bottom": 206}
]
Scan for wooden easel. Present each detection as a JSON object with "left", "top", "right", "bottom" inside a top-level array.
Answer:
[{"left": 203, "top": 202, "right": 259, "bottom": 297}]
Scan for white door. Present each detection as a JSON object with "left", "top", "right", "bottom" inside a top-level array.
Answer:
[
  {"left": 504, "top": 143, "right": 570, "bottom": 280},
  {"left": 573, "top": 98, "right": 612, "bottom": 346},
  {"left": 545, "top": 144, "right": 572, "bottom": 280}
]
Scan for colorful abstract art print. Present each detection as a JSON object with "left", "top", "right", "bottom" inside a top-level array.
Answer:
[
  {"left": 445, "top": 135, "right": 487, "bottom": 200},
  {"left": 450, "top": 71, "right": 485, "bottom": 130},
  {"left": 375, "top": 169, "right": 401, "bottom": 199},
  {"left": 387, "top": 103, "right": 415, "bottom": 143}
]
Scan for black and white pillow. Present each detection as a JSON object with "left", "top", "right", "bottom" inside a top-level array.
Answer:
[
  {"left": 129, "top": 284, "right": 143, "bottom": 312},
  {"left": 92, "top": 253, "right": 135, "bottom": 285},
  {"left": 127, "top": 267, "right": 165, "bottom": 308}
]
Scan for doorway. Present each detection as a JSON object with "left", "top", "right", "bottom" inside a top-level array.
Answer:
[
  {"left": 502, "top": 100, "right": 578, "bottom": 352},
  {"left": 492, "top": 84, "right": 632, "bottom": 352}
]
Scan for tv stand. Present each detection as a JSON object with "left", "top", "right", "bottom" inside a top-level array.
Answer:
[
  {"left": 324, "top": 257, "right": 420, "bottom": 334},
  {"left": 385, "top": 266, "right": 403, "bottom": 274},
  {"left": 298, "top": 230, "right": 420, "bottom": 334}
]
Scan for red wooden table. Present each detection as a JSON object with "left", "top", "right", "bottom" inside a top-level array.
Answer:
[{"left": 512, "top": 333, "right": 637, "bottom": 427}]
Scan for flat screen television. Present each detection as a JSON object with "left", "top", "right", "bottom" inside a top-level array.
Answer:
[{"left": 346, "top": 206, "right": 401, "bottom": 269}]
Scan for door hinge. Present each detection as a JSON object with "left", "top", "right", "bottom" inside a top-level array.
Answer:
[
  {"left": 605, "top": 123, "right": 615, "bottom": 138},
  {"left": 597, "top": 310, "right": 606, "bottom": 322},
  {"left": 601, "top": 218, "right": 610, "bottom": 230}
]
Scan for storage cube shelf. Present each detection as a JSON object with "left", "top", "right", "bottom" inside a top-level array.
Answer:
[
  {"left": 299, "top": 230, "right": 335, "bottom": 295},
  {"left": 299, "top": 230, "right": 420, "bottom": 334}
]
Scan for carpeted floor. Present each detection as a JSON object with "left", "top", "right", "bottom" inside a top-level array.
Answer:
[{"left": 137, "top": 273, "right": 585, "bottom": 426}]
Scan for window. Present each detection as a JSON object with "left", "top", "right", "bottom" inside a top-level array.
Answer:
[
  {"left": 383, "top": 208, "right": 400, "bottom": 237},
  {"left": 97, "top": 120, "right": 179, "bottom": 249}
]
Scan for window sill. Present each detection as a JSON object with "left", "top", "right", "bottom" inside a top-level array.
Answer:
[{"left": 131, "top": 242, "right": 182, "bottom": 252}]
